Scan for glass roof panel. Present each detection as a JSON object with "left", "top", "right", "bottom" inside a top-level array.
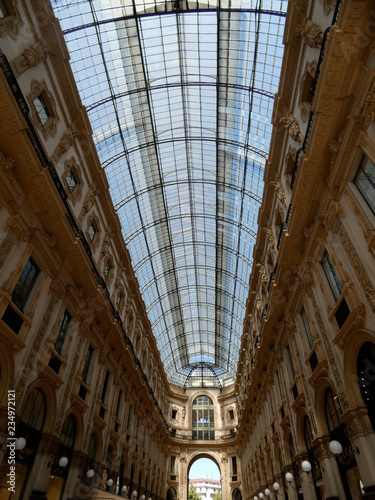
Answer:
[{"left": 52, "top": 0, "right": 287, "bottom": 387}]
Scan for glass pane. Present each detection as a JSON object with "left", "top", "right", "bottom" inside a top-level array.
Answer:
[
  {"left": 12, "top": 258, "right": 40, "bottom": 311},
  {"left": 52, "top": 1, "right": 287, "bottom": 387}
]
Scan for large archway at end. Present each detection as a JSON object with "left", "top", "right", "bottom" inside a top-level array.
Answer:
[{"left": 188, "top": 454, "right": 221, "bottom": 500}]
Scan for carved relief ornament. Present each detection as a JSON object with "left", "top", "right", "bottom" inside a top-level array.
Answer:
[{"left": 12, "top": 40, "right": 48, "bottom": 76}]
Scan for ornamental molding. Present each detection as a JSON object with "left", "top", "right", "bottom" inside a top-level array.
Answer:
[
  {"left": 51, "top": 126, "right": 80, "bottom": 163},
  {"left": 338, "top": 225, "right": 375, "bottom": 315},
  {"left": 279, "top": 115, "right": 304, "bottom": 144},
  {"left": 0, "top": 2, "right": 22, "bottom": 39},
  {"left": 11, "top": 40, "right": 48, "bottom": 76},
  {"left": 27, "top": 79, "right": 58, "bottom": 140},
  {"left": 310, "top": 295, "right": 349, "bottom": 409},
  {"left": 0, "top": 236, "right": 14, "bottom": 270},
  {"left": 270, "top": 177, "right": 288, "bottom": 208},
  {"left": 298, "top": 20, "right": 323, "bottom": 48},
  {"left": 319, "top": 0, "right": 336, "bottom": 16},
  {"left": 6, "top": 213, "right": 29, "bottom": 242},
  {"left": 322, "top": 201, "right": 343, "bottom": 233}
]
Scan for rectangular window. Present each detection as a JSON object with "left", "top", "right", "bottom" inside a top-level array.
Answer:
[
  {"left": 116, "top": 390, "right": 122, "bottom": 419},
  {"left": 170, "top": 456, "right": 176, "bottom": 475},
  {"left": 127, "top": 404, "right": 133, "bottom": 432},
  {"left": 0, "top": 0, "right": 9, "bottom": 18},
  {"left": 286, "top": 344, "right": 295, "bottom": 379},
  {"left": 34, "top": 94, "right": 50, "bottom": 125},
  {"left": 54, "top": 310, "right": 72, "bottom": 355},
  {"left": 101, "top": 370, "right": 110, "bottom": 404},
  {"left": 66, "top": 170, "right": 77, "bottom": 193},
  {"left": 82, "top": 345, "right": 94, "bottom": 384},
  {"left": 276, "top": 371, "right": 283, "bottom": 399},
  {"left": 301, "top": 307, "right": 314, "bottom": 349},
  {"left": 88, "top": 223, "right": 96, "bottom": 242},
  {"left": 322, "top": 250, "right": 342, "bottom": 302},
  {"left": 12, "top": 258, "right": 40, "bottom": 312},
  {"left": 354, "top": 154, "right": 375, "bottom": 215},
  {"left": 105, "top": 261, "right": 111, "bottom": 278},
  {"left": 136, "top": 416, "right": 140, "bottom": 439},
  {"left": 232, "top": 456, "right": 238, "bottom": 477}
]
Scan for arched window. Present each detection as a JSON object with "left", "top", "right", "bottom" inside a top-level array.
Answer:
[
  {"left": 324, "top": 388, "right": 356, "bottom": 470},
  {"left": 7, "top": 389, "right": 46, "bottom": 493},
  {"left": 325, "top": 387, "right": 343, "bottom": 432},
  {"left": 303, "top": 416, "right": 322, "bottom": 495},
  {"left": 192, "top": 395, "right": 215, "bottom": 440},
  {"left": 232, "top": 488, "right": 242, "bottom": 500},
  {"left": 86, "top": 434, "right": 97, "bottom": 485},
  {"left": 357, "top": 341, "right": 375, "bottom": 430},
  {"left": 105, "top": 446, "right": 113, "bottom": 490},
  {"left": 45, "top": 414, "right": 76, "bottom": 499}
]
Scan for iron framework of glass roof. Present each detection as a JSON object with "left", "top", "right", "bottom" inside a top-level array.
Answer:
[{"left": 52, "top": 0, "right": 287, "bottom": 388}]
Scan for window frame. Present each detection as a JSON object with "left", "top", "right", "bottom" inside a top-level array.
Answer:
[
  {"left": 321, "top": 250, "right": 342, "bottom": 302},
  {"left": 12, "top": 257, "right": 40, "bottom": 312},
  {"left": 354, "top": 153, "right": 375, "bottom": 216}
]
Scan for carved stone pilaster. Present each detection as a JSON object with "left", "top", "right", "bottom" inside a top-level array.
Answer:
[
  {"left": 338, "top": 225, "right": 375, "bottom": 315},
  {"left": 16, "top": 293, "right": 59, "bottom": 401},
  {"left": 54, "top": 328, "right": 86, "bottom": 435},
  {"left": 322, "top": 201, "right": 343, "bottom": 233},
  {"left": 0, "top": 236, "right": 14, "bottom": 269},
  {"left": 342, "top": 406, "right": 374, "bottom": 439},
  {"left": 310, "top": 295, "right": 349, "bottom": 409},
  {"left": 0, "top": 150, "right": 17, "bottom": 188}
]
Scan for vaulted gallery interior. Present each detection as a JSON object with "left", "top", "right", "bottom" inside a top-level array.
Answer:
[{"left": 0, "top": 0, "right": 375, "bottom": 499}]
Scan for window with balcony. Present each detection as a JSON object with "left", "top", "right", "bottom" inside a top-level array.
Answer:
[{"left": 192, "top": 395, "right": 215, "bottom": 440}]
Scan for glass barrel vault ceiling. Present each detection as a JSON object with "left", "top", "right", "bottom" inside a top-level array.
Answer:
[{"left": 52, "top": 0, "right": 287, "bottom": 388}]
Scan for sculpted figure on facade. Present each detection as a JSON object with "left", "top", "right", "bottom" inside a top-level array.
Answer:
[
  {"left": 270, "top": 178, "right": 288, "bottom": 208},
  {"left": 52, "top": 127, "right": 80, "bottom": 163},
  {"left": 13, "top": 40, "right": 48, "bottom": 75},
  {"left": 299, "top": 19, "right": 323, "bottom": 48},
  {"left": 279, "top": 115, "right": 304, "bottom": 144}
]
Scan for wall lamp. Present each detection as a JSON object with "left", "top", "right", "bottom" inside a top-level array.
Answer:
[
  {"left": 329, "top": 439, "right": 357, "bottom": 465},
  {"left": 48, "top": 455, "right": 69, "bottom": 468}
]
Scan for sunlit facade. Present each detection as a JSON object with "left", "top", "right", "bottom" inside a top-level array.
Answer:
[{"left": 0, "top": 0, "right": 375, "bottom": 499}]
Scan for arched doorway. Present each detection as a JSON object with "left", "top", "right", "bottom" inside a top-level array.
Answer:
[
  {"left": 357, "top": 341, "right": 375, "bottom": 430},
  {"left": 188, "top": 456, "right": 221, "bottom": 500},
  {"left": 232, "top": 488, "right": 242, "bottom": 500},
  {"left": 167, "top": 487, "right": 177, "bottom": 500}
]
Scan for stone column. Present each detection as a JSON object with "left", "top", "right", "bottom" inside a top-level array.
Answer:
[
  {"left": 342, "top": 407, "right": 375, "bottom": 498},
  {"left": 313, "top": 436, "right": 346, "bottom": 500},
  {"left": 62, "top": 450, "right": 87, "bottom": 498},
  {"left": 296, "top": 454, "right": 317, "bottom": 500},
  {"left": 23, "top": 433, "right": 60, "bottom": 500},
  {"left": 282, "top": 465, "right": 298, "bottom": 500}
]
